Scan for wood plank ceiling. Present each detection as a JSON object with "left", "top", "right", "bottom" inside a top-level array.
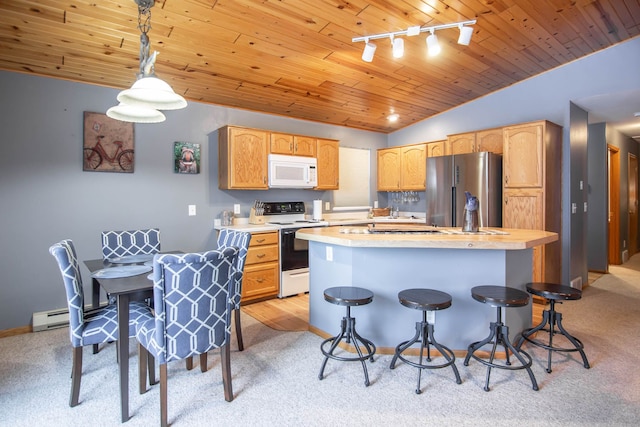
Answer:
[{"left": 1, "top": 0, "right": 639, "bottom": 133}]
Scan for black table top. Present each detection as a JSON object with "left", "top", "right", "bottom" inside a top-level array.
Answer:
[{"left": 84, "top": 258, "right": 153, "bottom": 295}]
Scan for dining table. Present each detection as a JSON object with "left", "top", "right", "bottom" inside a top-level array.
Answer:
[{"left": 84, "top": 254, "right": 164, "bottom": 423}]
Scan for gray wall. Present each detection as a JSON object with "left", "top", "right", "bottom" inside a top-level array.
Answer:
[
  {"left": 587, "top": 123, "right": 608, "bottom": 272},
  {"left": 388, "top": 36, "right": 640, "bottom": 286},
  {"left": 0, "top": 72, "right": 386, "bottom": 329},
  {"left": 569, "top": 102, "right": 589, "bottom": 286}
]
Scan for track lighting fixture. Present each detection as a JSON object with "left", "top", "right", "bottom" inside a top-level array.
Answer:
[{"left": 352, "top": 19, "right": 476, "bottom": 62}]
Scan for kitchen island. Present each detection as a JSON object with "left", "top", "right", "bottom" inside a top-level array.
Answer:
[{"left": 296, "top": 226, "right": 558, "bottom": 353}]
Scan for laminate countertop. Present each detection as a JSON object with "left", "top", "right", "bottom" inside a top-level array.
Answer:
[{"left": 296, "top": 226, "right": 558, "bottom": 250}]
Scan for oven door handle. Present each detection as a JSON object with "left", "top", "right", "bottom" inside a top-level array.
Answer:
[{"left": 282, "top": 229, "right": 299, "bottom": 236}]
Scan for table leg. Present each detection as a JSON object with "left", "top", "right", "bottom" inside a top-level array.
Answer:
[
  {"left": 117, "top": 294, "right": 130, "bottom": 423},
  {"left": 92, "top": 278, "right": 100, "bottom": 354}
]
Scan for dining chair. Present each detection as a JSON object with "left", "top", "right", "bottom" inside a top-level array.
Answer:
[
  {"left": 48, "top": 239, "right": 153, "bottom": 407},
  {"left": 101, "top": 228, "right": 161, "bottom": 260},
  {"left": 135, "top": 248, "right": 239, "bottom": 427}
]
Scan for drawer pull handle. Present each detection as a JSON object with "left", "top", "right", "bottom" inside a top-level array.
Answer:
[
  {"left": 256, "top": 278, "right": 264, "bottom": 283},
  {"left": 256, "top": 253, "right": 266, "bottom": 258},
  {"left": 256, "top": 238, "right": 266, "bottom": 243}
]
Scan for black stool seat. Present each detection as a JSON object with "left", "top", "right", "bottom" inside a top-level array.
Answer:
[
  {"left": 515, "top": 282, "right": 590, "bottom": 373},
  {"left": 319, "top": 286, "right": 376, "bottom": 386},
  {"left": 391, "top": 288, "right": 461, "bottom": 394},
  {"left": 464, "top": 285, "right": 538, "bottom": 391}
]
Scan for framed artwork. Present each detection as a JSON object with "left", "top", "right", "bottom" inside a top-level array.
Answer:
[
  {"left": 174, "top": 141, "right": 200, "bottom": 174},
  {"left": 83, "top": 111, "right": 135, "bottom": 173}
]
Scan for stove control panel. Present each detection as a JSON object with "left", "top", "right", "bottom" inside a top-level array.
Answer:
[{"left": 262, "top": 201, "right": 306, "bottom": 215}]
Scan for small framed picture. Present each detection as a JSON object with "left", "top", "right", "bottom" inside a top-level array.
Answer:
[
  {"left": 174, "top": 142, "right": 200, "bottom": 174},
  {"left": 83, "top": 112, "right": 135, "bottom": 173}
]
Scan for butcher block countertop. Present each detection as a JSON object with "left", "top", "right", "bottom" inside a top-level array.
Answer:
[{"left": 296, "top": 225, "right": 558, "bottom": 250}]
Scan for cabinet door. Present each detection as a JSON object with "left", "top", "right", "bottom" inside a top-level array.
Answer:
[
  {"left": 503, "top": 189, "right": 544, "bottom": 281},
  {"left": 293, "top": 136, "right": 316, "bottom": 157},
  {"left": 270, "top": 133, "right": 294, "bottom": 154},
  {"left": 426, "top": 140, "right": 447, "bottom": 157},
  {"left": 316, "top": 139, "right": 339, "bottom": 190},
  {"left": 377, "top": 148, "right": 400, "bottom": 191},
  {"left": 228, "top": 127, "right": 268, "bottom": 189},
  {"left": 476, "top": 128, "right": 503, "bottom": 154},
  {"left": 400, "top": 144, "right": 426, "bottom": 190},
  {"left": 242, "top": 262, "right": 279, "bottom": 300},
  {"left": 503, "top": 123, "right": 543, "bottom": 188},
  {"left": 448, "top": 132, "right": 476, "bottom": 155}
]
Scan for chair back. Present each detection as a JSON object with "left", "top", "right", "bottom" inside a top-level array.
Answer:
[
  {"left": 101, "top": 228, "right": 160, "bottom": 260},
  {"left": 216, "top": 229, "right": 251, "bottom": 308},
  {"left": 147, "top": 248, "right": 238, "bottom": 363},
  {"left": 49, "top": 240, "right": 85, "bottom": 347}
]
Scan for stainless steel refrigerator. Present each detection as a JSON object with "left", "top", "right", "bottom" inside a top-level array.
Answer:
[{"left": 425, "top": 152, "right": 502, "bottom": 227}]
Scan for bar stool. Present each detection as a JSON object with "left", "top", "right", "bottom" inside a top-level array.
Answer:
[
  {"left": 318, "top": 286, "right": 376, "bottom": 386},
  {"left": 463, "top": 285, "right": 538, "bottom": 391},
  {"left": 515, "top": 282, "right": 590, "bottom": 373},
  {"left": 390, "top": 289, "right": 462, "bottom": 394}
]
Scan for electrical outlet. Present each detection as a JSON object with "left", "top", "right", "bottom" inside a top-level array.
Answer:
[
  {"left": 188, "top": 205, "right": 196, "bottom": 216},
  {"left": 325, "top": 202, "right": 330, "bottom": 211},
  {"left": 233, "top": 204, "right": 241, "bottom": 214},
  {"left": 374, "top": 200, "right": 379, "bottom": 208},
  {"left": 326, "top": 246, "right": 333, "bottom": 262}
]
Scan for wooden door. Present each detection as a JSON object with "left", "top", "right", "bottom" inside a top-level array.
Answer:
[
  {"left": 629, "top": 154, "right": 638, "bottom": 256},
  {"left": 270, "top": 133, "right": 294, "bottom": 154},
  {"left": 293, "top": 136, "right": 316, "bottom": 157},
  {"left": 448, "top": 132, "right": 476, "bottom": 155},
  {"left": 503, "top": 123, "right": 544, "bottom": 188},
  {"left": 608, "top": 145, "right": 620, "bottom": 265},
  {"left": 400, "top": 144, "right": 426, "bottom": 190},
  {"left": 316, "top": 139, "right": 339, "bottom": 190},
  {"left": 504, "top": 189, "right": 544, "bottom": 280},
  {"left": 228, "top": 127, "right": 269, "bottom": 189},
  {"left": 377, "top": 148, "right": 400, "bottom": 191},
  {"left": 427, "top": 140, "right": 447, "bottom": 157},
  {"left": 476, "top": 128, "right": 503, "bottom": 154}
]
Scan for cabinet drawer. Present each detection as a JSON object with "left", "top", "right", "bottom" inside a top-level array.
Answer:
[
  {"left": 242, "top": 262, "right": 279, "bottom": 299},
  {"left": 249, "top": 232, "right": 279, "bottom": 247},
  {"left": 246, "top": 244, "right": 279, "bottom": 264}
]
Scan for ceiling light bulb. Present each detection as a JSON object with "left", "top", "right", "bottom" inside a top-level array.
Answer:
[
  {"left": 362, "top": 41, "right": 377, "bottom": 62},
  {"left": 387, "top": 113, "right": 399, "bottom": 122},
  {"left": 426, "top": 32, "right": 441, "bottom": 56},
  {"left": 392, "top": 37, "right": 404, "bottom": 58},
  {"left": 458, "top": 25, "right": 473, "bottom": 45}
]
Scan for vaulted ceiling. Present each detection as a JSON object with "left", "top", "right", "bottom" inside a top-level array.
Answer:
[{"left": 1, "top": 0, "right": 639, "bottom": 134}]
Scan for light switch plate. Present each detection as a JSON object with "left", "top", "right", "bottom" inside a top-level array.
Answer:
[
  {"left": 233, "top": 204, "right": 241, "bottom": 214},
  {"left": 188, "top": 205, "right": 196, "bottom": 216}
]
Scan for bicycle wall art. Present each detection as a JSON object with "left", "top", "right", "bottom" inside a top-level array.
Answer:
[{"left": 83, "top": 111, "right": 135, "bottom": 173}]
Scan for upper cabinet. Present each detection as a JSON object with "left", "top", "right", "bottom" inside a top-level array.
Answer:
[
  {"left": 270, "top": 133, "right": 316, "bottom": 157},
  {"left": 447, "top": 132, "right": 476, "bottom": 155},
  {"left": 426, "top": 140, "right": 447, "bottom": 157},
  {"left": 316, "top": 138, "right": 339, "bottom": 190},
  {"left": 218, "top": 126, "right": 269, "bottom": 190},
  {"left": 377, "top": 144, "right": 426, "bottom": 191},
  {"left": 447, "top": 128, "right": 503, "bottom": 155}
]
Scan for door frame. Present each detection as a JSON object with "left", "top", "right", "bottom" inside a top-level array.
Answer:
[
  {"left": 608, "top": 145, "right": 620, "bottom": 265},
  {"left": 629, "top": 153, "right": 638, "bottom": 257}
]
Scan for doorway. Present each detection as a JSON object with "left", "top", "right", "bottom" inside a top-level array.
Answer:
[
  {"left": 608, "top": 145, "right": 620, "bottom": 265},
  {"left": 629, "top": 154, "right": 638, "bottom": 257}
]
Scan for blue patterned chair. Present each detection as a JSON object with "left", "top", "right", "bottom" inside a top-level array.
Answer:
[
  {"left": 101, "top": 228, "right": 161, "bottom": 260},
  {"left": 135, "top": 248, "right": 239, "bottom": 426},
  {"left": 48, "top": 239, "right": 153, "bottom": 407}
]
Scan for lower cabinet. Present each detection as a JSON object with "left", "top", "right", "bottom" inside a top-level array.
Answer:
[{"left": 242, "top": 230, "right": 280, "bottom": 303}]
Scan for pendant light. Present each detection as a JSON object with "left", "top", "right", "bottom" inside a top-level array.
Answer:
[{"left": 107, "top": 0, "right": 186, "bottom": 123}]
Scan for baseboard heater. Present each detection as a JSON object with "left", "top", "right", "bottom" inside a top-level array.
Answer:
[
  {"left": 32, "top": 307, "right": 69, "bottom": 332},
  {"left": 32, "top": 303, "right": 108, "bottom": 332}
]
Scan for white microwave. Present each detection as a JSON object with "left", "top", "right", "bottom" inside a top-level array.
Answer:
[{"left": 268, "top": 154, "right": 318, "bottom": 188}]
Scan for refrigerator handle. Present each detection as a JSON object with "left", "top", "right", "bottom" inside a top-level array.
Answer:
[{"left": 451, "top": 186, "right": 456, "bottom": 226}]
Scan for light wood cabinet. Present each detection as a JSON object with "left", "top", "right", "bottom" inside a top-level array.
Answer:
[
  {"left": 241, "top": 231, "right": 279, "bottom": 302},
  {"left": 316, "top": 138, "right": 339, "bottom": 190},
  {"left": 476, "top": 128, "right": 503, "bottom": 154},
  {"left": 502, "top": 120, "right": 562, "bottom": 283},
  {"left": 426, "top": 140, "right": 447, "bottom": 157},
  {"left": 448, "top": 132, "right": 476, "bottom": 154},
  {"left": 269, "top": 133, "right": 316, "bottom": 157},
  {"left": 218, "top": 126, "right": 269, "bottom": 190},
  {"left": 377, "top": 144, "right": 426, "bottom": 191}
]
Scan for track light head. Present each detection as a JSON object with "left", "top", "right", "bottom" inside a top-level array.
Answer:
[
  {"left": 426, "top": 31, "right": 441, "bottom": 56},
  {"left": 391, "top": 36, "right": 404, "bottom": 58},
  {"left": 362, "top": 39, "right": 377, "bottom": 62},
  {"left": 458, "top": 25, "right": 473, "bottom": 45}
]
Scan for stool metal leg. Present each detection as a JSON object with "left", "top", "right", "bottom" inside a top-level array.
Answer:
[{"left": 319, "top": 306, "right": 376, "bottom": 387}]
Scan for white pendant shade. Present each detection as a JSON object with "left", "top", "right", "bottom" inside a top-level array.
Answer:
[
  {"left": 106, "top": 103, "right": 166, "bottom": 123},
  {"left": 117, "top": 77, "right": 187, "bottom": 110}
]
